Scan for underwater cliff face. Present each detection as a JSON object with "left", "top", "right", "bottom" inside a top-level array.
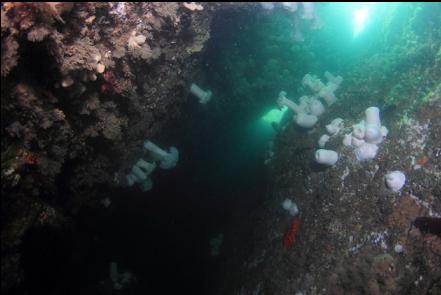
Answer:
[{"left": 1, "top": 2, "right": 441, "bottom": 295}]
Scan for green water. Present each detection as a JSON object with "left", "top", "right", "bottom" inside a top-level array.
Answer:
[{"left": 201, "top": 2, "right": 439, "bottom": 177}]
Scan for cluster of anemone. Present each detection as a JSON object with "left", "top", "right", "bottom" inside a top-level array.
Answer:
[
  {"left": 315, "top": 107, "right": 388, "bottom": 167},
  {"left": 277, "top": 91, "right": 321, "bottom": 128},
  {"left": 342, "top": 107, "right": 388, "bottom": 161},
  {"left": 302, "top": 71, "right": 343, "bottom": 106},
  {"left": 312, "top": 107, "right": 405, "bottom": 192},
  {"left": 315, "top": 118, "right": 344, "bottom": 165},
  {"left": 126, "top": 159, "right": 156, "bottom": 192},
  {"left": 276, "top": 71, "right": 343, "bottom": 129},
  {"left": 317, "top": 118, "right": 344, "bottom": 148},
  {"left": 126, "top": 141, "right": 179, "bottom": 192}
]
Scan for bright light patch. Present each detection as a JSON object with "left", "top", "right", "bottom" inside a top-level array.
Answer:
[
  {"left": 353, "top": 7, "right": 369, "bottom": 37},
  {"left": 261, "top": 106, "right": 287, "bottom": 124}
]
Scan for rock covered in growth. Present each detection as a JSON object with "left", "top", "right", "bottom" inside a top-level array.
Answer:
[
  {"left": 210, "top": 4, "right": 441, "bottom": 295},
  {"left": 1, "top": 2, "right": 72, "bottom": 75},
  {"left": 1, "top": 35, "right": 19, "bottom": 76},
  {"left": 1, "top": 1, "right": 211, "bottom": 198},
  {"left": 183, "top": 2, "right": 204, "bottom": 11},
  {"left": 1, "top": 2, "right": 219, "bottom": 293}
]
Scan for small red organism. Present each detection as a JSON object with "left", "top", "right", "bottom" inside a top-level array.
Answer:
[
  {"left": 283, "top": 216, "right": 301, "bottom": 249},
  {"left": 23, "top": 151, "right": 38, "bottom": 165},
  {"left": 101, "top": 70, "right": 130, "bottom": 94},
  {"left": 418, "top": 156, "right": 429, "bottom": 166},
  {"left": 100, "top": 83, "right": 112, "bottom": 93},
  {"left": 103, "top": 70, "right": 114, "bottom": 82},
  {"left": 101, "top": 71, "right": 117, "bottom": 93}
]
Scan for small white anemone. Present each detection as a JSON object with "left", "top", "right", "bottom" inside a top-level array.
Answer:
[
  {"left": 315, "top": 149, "right": 339, "bottom": 166},
  {"left": 343, "top": 133, "right": 352, "bottom": 147},
  {"left": 318, "top": 134, "right": 330, "bottom": 148},
  {"left": 282, "top": 198, "right": 299, "bottom": 216},
  {"left": 354, "top": 142, "right": 378, "bottom": 161},
  {"left": 126, "top": 159, "right": 156, "bottom": 192},
  {"left": 385, "top": 171, "right": 406, "bottom": 192},
  {"left": 190, "top": 83, "right": 212, "bottom": 104},
  {"left": 326, "top": 118, "right": 343, "bottom": 135},
  {"left": 295, "top": 113, "right": 318, "bottom": 128},
  {"left": 144, "top": 141, "right": 179, "bottom": 169}
]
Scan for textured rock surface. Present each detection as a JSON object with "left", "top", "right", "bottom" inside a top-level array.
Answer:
[
  {"left": 1, "top": 2, "right": 221, "bottom": 292},
  {"left": 210, "top": 4, "right": 441, "bottom": 294}
]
